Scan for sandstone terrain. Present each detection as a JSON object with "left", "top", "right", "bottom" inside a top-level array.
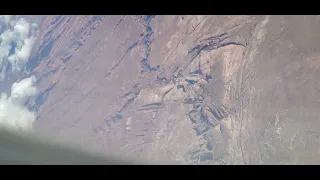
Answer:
[{"left": 26, "top": 15, "right": 320, "bottom": 164}]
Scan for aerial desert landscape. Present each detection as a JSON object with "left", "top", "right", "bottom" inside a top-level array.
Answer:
[{"left": 1, "top": 15, "right": 320, "bottom": 164}]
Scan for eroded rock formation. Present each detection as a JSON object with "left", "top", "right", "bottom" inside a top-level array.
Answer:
[{"left": 29, "top": 15, "right": 320, "bottom": 164}]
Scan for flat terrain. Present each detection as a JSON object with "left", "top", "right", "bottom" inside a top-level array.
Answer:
[{"left": 29, "top": 15, "right": 320, "bottom": 164}]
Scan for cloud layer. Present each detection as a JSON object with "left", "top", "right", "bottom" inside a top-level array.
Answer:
[
  {"left": 0, "top": 15, "right": 40, "bottom": 131},
  {"left": 0, "top": 76, "right": 38, "bottom": 131},
  {"left": 0, "top": 15, "right": 40, "bottom": 81}
]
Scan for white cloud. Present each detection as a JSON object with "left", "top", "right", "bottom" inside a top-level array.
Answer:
[
  {"left": 0, "top": 76, "right": 38, "bottom": 131},
  {"left": 0, "top": 15, "right": 39, "bottom": 80},
  {"left": 10, "top": 76, "right": 38, "bottom": 105},
  {"left": 0, "top": 29, "right": 14, "bottom": 80},
  {"left": 8, "top": 35, "right": 37, "bottom": 72},
  {"left": 0, "top": 16, "right": 41, "bottom": 132}
]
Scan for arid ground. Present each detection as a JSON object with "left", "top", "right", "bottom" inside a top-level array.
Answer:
[{"left": 23, "top": 15, "right": 320, "bottom": 164}]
